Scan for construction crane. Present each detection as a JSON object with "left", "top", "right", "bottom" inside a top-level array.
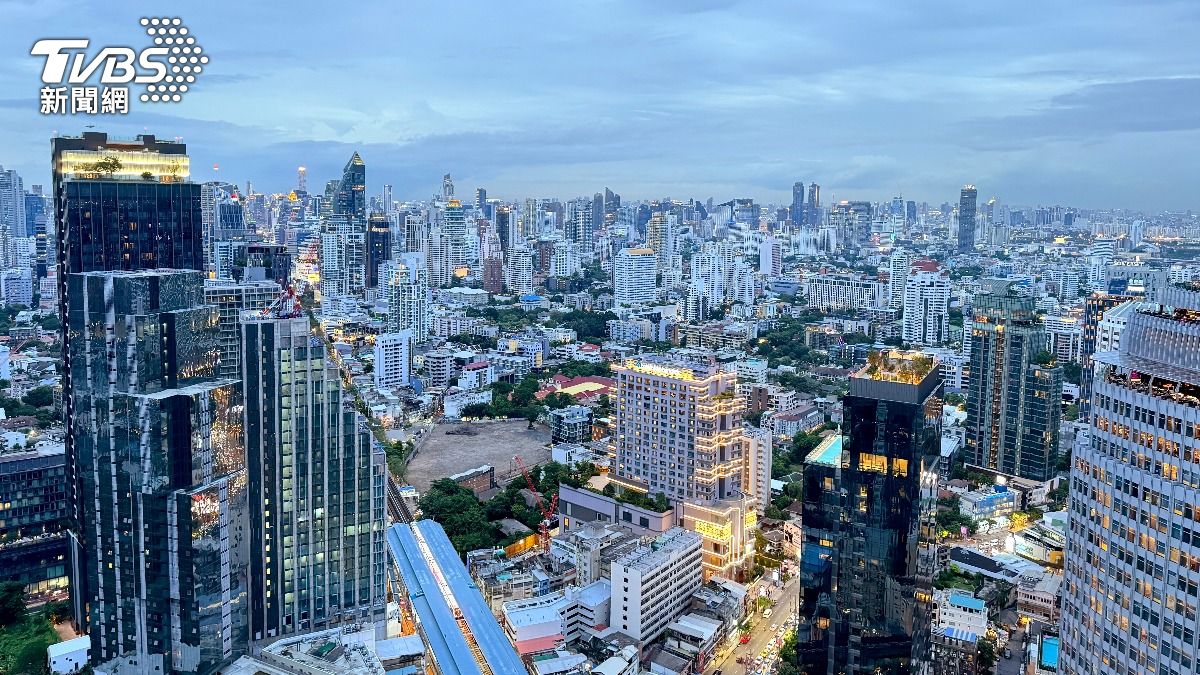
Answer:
[
  {"left": 262, "top": 286, "right": 303, "bottom": 319},
  {"left": 514, "top": 455, "right": 558, "bottom": 552}
]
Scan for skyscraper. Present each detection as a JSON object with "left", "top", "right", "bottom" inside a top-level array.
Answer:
[
  {"left": 442, "top": 198, "right": 468, "bottom": 270},
  {"left": 242, "top": 312, "right": 386, "bottom": 642},
  {"left": 800, "top": 351, "right": 941, "bottom": 674},
  {"left": 806, "top": 183, "right": 821, "bottom": 226},
  {"left": 888, "top": 248, "right": 912, "bottom": 309},
  {"left": 0, "top": 165, "right": 25, "bottom": 240},
  {"left": 365, "top": 212, "right": 392, "bottom": 288},
  {"left": 646, "top": 212, "right": 676, "bottom": 270},
  {"left": 504, "top": 245, "right": 534, "bottom": 295},
  {"left": 70, "top": 269, "right": 247, "bottom": 673},
  {"left": 334, "top": 152, "right": 366, "bottom": 221},
  {"left": 611, "top": 353, "right": 746, "bottom": 503},
  {"left": 495, "top": 206, "right": 514, "bottom": 254},
  {"left": 1079, "top": 292, "right": 1137, "bottom": 416},
  {"left": 53, "top": 132, "right": 205, "bottom": 632},
  {"left": 383, "top": 252, "right": 430, "bottom": 339},
  {"left": 1060, "top": 283, "right": 1200, "bottom": 675},
  {"left": 957, "top": 185, "right": 977, "bottom": 253},
  {"left": 902, "top": 259, "right": 951, "bottom": 346},
  {"left": 204, "top": 278, "right": 282, "bottom": 380},
  {"left": 613, "top": 247, "right": 657, "bottom": 307},
  {"left": 790, "top": 181, "right": 805, "bottom": 226},
  {"left": 965, "top": 280, "right": 1063, "bottom": 480}
]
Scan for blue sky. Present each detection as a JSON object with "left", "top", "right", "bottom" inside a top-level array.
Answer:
[{"left": 1, "top": 0, "right": 1198, "bottom": 210}]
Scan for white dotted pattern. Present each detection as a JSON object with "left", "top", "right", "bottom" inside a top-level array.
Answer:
[{"left": 139, "top": 17, "right": 207, "bottom": 103}]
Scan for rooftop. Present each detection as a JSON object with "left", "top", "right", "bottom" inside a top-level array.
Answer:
[
  {"left": 857, "top": 349, "right": 937, "bottom": 384},
  {"left": 387, "top": 521, "right": 525, "bottom": 675},
  {"left": 805, "top": 435, "right": 843, "bottom": 468},
  {"left": 947, "top": 592, "right": 986, "bottom": 612},
  {"left": 1040, "top": 636, "right": 1060, "bottom": 670}
]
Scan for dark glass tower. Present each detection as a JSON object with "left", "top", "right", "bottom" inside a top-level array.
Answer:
[
  {"left": 365, "top": 212, "right": 392, "bottom": 288},
  {"left": 965, "top": 280, "right": 1063, "bottom": 480},
  {"left": 797, "top": 351, "right": 942, "bottom": 674},
  {"left": 52, "top": 132, "right": 205, "bottom": 633},
  {"left": 957, "top": 185, "right": 977, "bottom": 252},
  {"left": 806, "top": 183, "right": 821, "bottom": 226},
  {"left": 791, "top": 181, "right": 805, "bottom": 226},
  {"left": 334, "top": 151, "right": 366, "bottom": 221},
  {"left": 68, "top": 269, "right": 247, "bottom": 673}
]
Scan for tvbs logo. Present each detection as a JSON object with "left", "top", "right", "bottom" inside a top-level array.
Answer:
[{"left": 31, "top": 17, "right": 207, "bottom": 115}]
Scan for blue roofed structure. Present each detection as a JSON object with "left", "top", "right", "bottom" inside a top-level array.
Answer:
[{"left": 387, "top": 521, "right": 527, "bottom": 675}]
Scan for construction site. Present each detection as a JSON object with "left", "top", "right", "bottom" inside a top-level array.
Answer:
[{"left": 405, "top": 419, "right": 552, "bottom": 493}]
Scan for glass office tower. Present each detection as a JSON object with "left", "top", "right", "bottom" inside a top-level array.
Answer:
[{"left": 69, "top": 269, "right": 246, "bottom": 674}]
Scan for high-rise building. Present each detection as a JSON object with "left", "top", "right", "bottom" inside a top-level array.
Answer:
[
  {"left": 758, "top": 236, "right": 782, "bottom": 277},
  {"left": 204, "top": 278, "right": 282, "bottom": 379},
  {"left": 443, "top": 198, "right": 468, "bottom": 270},
  {"left": 902, "top": 260, "right": 951, "bottom": 346},
  {"left": 383, "top": 252, "right": 429, "bottom": 339},
  {"left": 800, "top": 351, "right": 941, "bottom": 674},
  {"left": 70, "top": 269, "right": 247, "bottom": 673},
  {"left": 790, "top": 181, "right": 805, "bottom": 226},
  {"left": 805, "top": 183, "right": 821, "bottom": 226},
  {"left": 334, "top": 151, "right": 366, "bottom": 221},
  {"left": 505, "top": 245, "right": 534, "bottom": 295},
  {"left": 241, "top": 312, "right": 386, "bottom": 642},
  {"left": 399, "top": 212, "right": 426, "bottom": 254},
  {"left": 611, "top": 353, "right": 746, "bottom": 503},
  {"left": 646, "top": 212, "right": 676, "bottom": 270},
  {"left": 1060, "top": 283, "right": 1200, "bottom": 675},
  {"left": 1079, "top": 292, "right": 1136, "bottom": 416},
  {"left": 365, "top": 212, "right": 392, "bottom": 288},
  {"left": 475, "top": 187, "right": 487, "bottom": 211},
  {"left": 888, "top": 248, "right": 913, "bottom": 309},
  {"left": 957, "top": 185, "right": 977, "bottom": 253},
  {"left": 0, "top": 165, "right": 26, "bottom": 243},
  {"left": 608, "top": 527, "right": 703, "bottom": 643},
  {"left": 965, "top": 280, "right": 1063, "bottom": 480},
  {"left": 495, "top": 206, "right": 514, "bottom": 254},
  {"left": 24, "top": 187, "right": 50, "bottom": 276},
  {"left": 53, "top": 132, "right": 205, "bottom": 633},
  {"left": 441, "top": 173, "right": 454, "bottom": 200},
  {"left": 549, "top": 241, "right": 580, "bottom": 279},
  {"left": 374, "top": 331, "right": 412, "bottom": 390},
  {"left": 318, "top": 214, "right": 365, "bottom": 303},
  {"left": 613, "top": 247, "right": 657, "bottom": 307}
]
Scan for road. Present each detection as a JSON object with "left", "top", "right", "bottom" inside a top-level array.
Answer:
[{"left": 704, "top": 574, "right": 802, "bottom": 675}]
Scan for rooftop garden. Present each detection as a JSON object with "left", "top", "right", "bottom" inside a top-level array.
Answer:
[{"left": 861, "top": 350, "right": 936, "bottom": 384}]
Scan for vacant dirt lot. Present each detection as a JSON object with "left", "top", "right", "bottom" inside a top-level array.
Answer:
[{"left": 405, "top": 419, "right": 552, "bottom": 493}]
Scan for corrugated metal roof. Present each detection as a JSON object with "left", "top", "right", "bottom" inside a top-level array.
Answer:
[{"left": 387, "top": 521, "right": 527, "bottom": 675}]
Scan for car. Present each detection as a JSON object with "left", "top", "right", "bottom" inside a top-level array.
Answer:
[
  {"left": 740, "top": 635, "right": 751, "bottom": 644},
  {"left": 1004, "top": 648, "right": 1013, "bottom": 659}
]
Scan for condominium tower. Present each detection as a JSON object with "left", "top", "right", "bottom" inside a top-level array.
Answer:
[{"left": 1061, "top": 283, "right": 1200, "bottom": 675}]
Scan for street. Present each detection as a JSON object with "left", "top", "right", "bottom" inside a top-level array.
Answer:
[{"left": 705, "top": 574, "right": 802, "bottom": 675}]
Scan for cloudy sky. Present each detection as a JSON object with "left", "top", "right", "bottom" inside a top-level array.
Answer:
[{"left": 1, "top": 0, "right": 1197, "bottom": 211}]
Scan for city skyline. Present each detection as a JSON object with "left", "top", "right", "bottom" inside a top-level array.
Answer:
[{"left": 0, "top": 1, "right": 1198, "bottom": 210}]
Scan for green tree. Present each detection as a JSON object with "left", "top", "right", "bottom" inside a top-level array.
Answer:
[
  {"left": 1062, "top": 362, "right": 1082, "bottom": 385},
  {"left": 419, "top": 479, "right": 498, "bottom": 555},
  {"left": 21, "top": 387, "right": 53, "bottom": 409},
  {"left": 0, "top": 581, "right": 25, "bottom": 626},
  {"left": 977, "top": 636, "right": 997, "bottom": 670},
  {"left": 90, "top": 155, "right": 123, "bottom": 177}
]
